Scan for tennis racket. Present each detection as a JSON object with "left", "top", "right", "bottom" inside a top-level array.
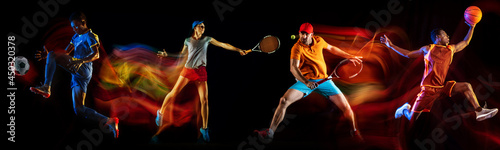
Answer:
[
  {"left": 244, "top": 35, "right": 280, "bottom": 54},
  {"left": 316, "top": 58, "right": 363, "bottom": 85},
  {"left": 315, "top": 32, "right": 377, "bottom": 85}
]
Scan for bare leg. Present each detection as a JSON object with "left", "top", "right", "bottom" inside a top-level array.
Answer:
[
  {"left": 159, "top": 76, "right": 190, "bottom": 112},
  {"left": 158, "top": 76, "right": 190, "bottom": 125},
  {"left": 155, "top": 75, "right": 190, "bottom": 129},
  {"left": 195, "top": 81, "right": 209, "bottom": 129},
  {"left": 452, "top": 82, "right": 480, "bottom": 109},
  {"left": 195, "top": 81, "right": 210, "bottom": 142},
  {"left": 328, "top": 93, "right": 358, "bottom": 131},
  {"left": 453, "top": 82, "right": 498, "bottom": 121},
  {"left": 269, "top": 89, "right": 305, "bottom": 132}
]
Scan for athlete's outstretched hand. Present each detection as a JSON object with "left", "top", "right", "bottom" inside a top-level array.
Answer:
[
  {"left": 348, "top": 56, "right": 363, "bottom": 66},
  {"left": 380, "top": 34, "right": 393, "bottom": 48},
  {"left": 157, "top": 49, "right": 168, "bottom": 57},
  {"left": 239, "top": 49, "right": 249, "bottom": 56},
  {"left": 35, "top": 46, "right": 49, "bottom": 61}
]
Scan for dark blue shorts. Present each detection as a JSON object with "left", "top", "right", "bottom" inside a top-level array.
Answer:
[{"left": 71, "top": 62, "right": 92, "bottom": 93}]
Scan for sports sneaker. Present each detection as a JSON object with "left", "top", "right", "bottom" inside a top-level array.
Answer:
[
  {"left": 395, "top": 102, "right": 411, "bottom": 119},
  {"left": 200, "top": 127, "right": 210, "bottom": 142},
  {"left": 253, "top": 128, "right": 274, "bottom": 141},
  {"left": 476, "top": 107, "right": 498, "bottom": 121},
  {"left": 155, "top": 110, "right": 163, "bottom": 127},
  {"left": 30, "top": 85, "right": 51, "bottom": 98}
]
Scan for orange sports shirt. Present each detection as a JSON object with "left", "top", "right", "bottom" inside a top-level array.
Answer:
[{"left": 290, "top": 36, "right": 329, "bottom": 80}]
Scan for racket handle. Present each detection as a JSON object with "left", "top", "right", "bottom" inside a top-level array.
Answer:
[
  {"left": 244, "top": 49, "right": 252, "bottom": 54},
  {"left": 316, "top": 79, "right": 328, "bottom": 85}
]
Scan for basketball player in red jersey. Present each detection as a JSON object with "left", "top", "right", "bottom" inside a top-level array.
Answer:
[
  {"left": 380, "top": 21, "right": 497, "bottom": 123},
  {"left": 381, "top": 21, "right": 497, "bottom": 150}
]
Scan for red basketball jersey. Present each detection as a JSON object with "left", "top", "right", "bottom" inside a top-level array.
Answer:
[{"left": 421, "top": 44, "right": 455, "bottom": 87}]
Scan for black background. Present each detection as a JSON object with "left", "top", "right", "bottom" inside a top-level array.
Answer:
[{"left": 5, "top": 0, "right": 500, "bottom": 149}]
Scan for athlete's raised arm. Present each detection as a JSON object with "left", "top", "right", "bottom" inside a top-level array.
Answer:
[
  {"left": 452, "top": 21, "right": 476, "bottom": 53},
  {"left": 381, "top": 34, "right": 427, "bottom": 58}
]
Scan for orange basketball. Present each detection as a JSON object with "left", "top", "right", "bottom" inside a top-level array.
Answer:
[{"left": 464, "top": 6, "right": 482, "bottom": 25}]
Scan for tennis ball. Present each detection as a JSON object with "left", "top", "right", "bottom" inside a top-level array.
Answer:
[{"left": 291, "top": 35, "right": 296, "bottom": 40}]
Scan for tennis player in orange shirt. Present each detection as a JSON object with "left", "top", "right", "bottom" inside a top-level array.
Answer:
[{"left": 255, "top": 23, "right": 363, "bottom": 141}]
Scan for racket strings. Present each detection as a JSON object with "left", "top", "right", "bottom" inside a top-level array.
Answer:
[
  {"left": 332, "top": 32, "right": 379, "bottom": 79},
  {"left": 259, "top": 36, "right": 280, "bottom": 53}
]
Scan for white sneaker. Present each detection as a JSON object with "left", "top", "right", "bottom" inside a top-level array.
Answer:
[
  {"left": 476, "top": 107, "right": 498, "bottom": 121},
  {"left": 395, "top": 102, "right": 411, "bottom": 119}
]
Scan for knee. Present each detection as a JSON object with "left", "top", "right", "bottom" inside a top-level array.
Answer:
[
  {"left": 74, "top": 105, "right": 85, "bottom": 116},
  {"left": 47, "top": 51, "right": 55, "bottom": 58},
  {"left": 336, "top": 101, "right": 353, "bottom": 114},
  {"left": 165, "top": 90, "right": 180, "bottom": 100},
  {"left": 164, "top": 92, "right": 174, "bottom": 100},
  {"left": 464, "top": 82, "right": 473, "bottom": 90},
  {"left": 72, "top": 87, "right": 86, "bottom": 105},
  {"left": 456, "top": 82, "right": 473, "bottom": 92},
  {"left": 344, "top": 107, "right": 354, "bottom": 116},
  {"left": 279, "top": 97, "right": 290, "bottom": 107},
  {"left": 170, "top": 88, "right": 184, "bottom": 97},
  {"left": 200, "top": 97, "right": 208, "bottom": 106}
]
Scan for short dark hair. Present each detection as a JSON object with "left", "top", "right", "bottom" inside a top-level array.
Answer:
[
  {"left": 69, "top": 11, "right": 87, "bottom": 24},
  {"left": 430, "top": 28, "right": 443, "bottom": 43}
]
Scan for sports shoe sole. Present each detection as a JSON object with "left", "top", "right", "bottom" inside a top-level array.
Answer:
[
  {"left": 477, "top": 109, "right": 498, "bottom": 121},
  {"left": 30, "top": 87, "right": 50, "bottom": 98}
]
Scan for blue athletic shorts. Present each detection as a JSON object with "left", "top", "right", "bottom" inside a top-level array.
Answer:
[
  {"left": 71, "top": 62, "right": 92, "bottom": 93},
  {"left": 289, "top": 79, "right": 342, "bottom": 98}
]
